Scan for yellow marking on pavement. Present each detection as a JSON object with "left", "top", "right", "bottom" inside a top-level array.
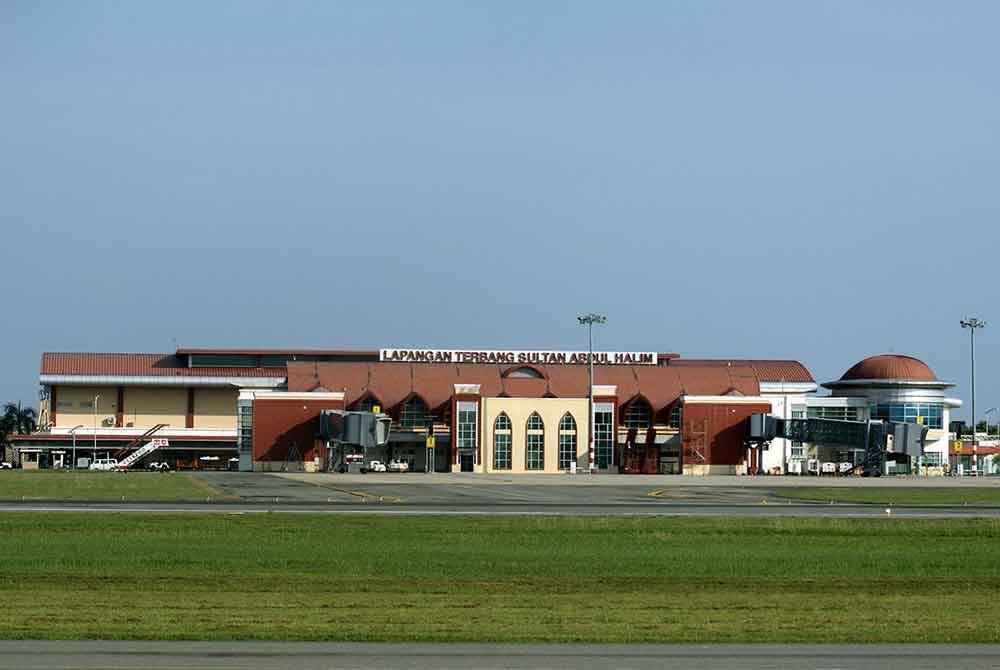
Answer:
[{"left": 299, "top": 478, "right": 401, "bottom": 503}]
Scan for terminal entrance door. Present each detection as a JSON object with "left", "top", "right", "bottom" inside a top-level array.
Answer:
[{"left": 459, "top": 452, "right": 474, "bottom": 472}]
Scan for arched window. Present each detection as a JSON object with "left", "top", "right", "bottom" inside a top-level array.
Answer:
[
  {"left": 558, "top": 413, "right": 577, "bottom": 470},
  {"left": 526, "top": 413, "right": 545, "bottom": 470},
  {"left": 400, "top": 396, "right": 428, "bottom": 429},
  {"left": 669, "top": 404, "right": 683, "bottom": 430},
  {"left": 493, "top": 413, "right": 512, "bottom": 470},
  {"left": 354, "top": 395, "right": 380, "bottom": 413},
  {"left": 506, "top": 366, "right": 544, "bottom": 379},
  {"left": 623, "top": 398, "right": 652, "bottom": 430}
]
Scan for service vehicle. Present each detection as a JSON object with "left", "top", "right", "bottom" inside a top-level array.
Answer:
[
  {"left": 387, "top": 459, "right": 410, "bottom": 473},
  {"left": 89, "top": 458, "right": 119, "bottom": 471},
  {"left": 146, "top": 461, "right": 171, "bottom": 472},
  {"left": 363, "top": 460, "right": 388, "bottom": 473}
]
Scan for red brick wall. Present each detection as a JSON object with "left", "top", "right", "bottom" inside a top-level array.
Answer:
[
  {"left": 682, "top": 403, "right": 771, "bottom": 467},
  {"left": 252, "top": 398, "right": 345, "bottom": 462}
]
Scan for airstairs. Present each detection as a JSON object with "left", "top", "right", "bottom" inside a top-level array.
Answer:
[
  {"left": 116, "top": 437, "right": 169, "bottom": 470},
  {"left": 113, "top": 424, "right": 168, "bottom": 470}
]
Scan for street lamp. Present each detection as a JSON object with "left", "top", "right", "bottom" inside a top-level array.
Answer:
[
  {"left": 69, "top": 425, "right": 84, "bottom": 469},
  {"left": 578, "top": 313, "right": 607, "bottom": 474},
  {"left": 985, "top": 407, "right": 998, "bottom": 441},
  {"left": 961, "top": 318, "right": 986, "bottom": 473},
  {"left": 93, "top": 394, "right": 101, "bottom": 463}
]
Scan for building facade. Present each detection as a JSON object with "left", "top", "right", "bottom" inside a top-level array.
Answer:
[{"left": 16, "top": 347, "right": 961, "bottom": 475}]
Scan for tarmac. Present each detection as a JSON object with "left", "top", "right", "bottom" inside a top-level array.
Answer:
[
  {"left": 0, "top": 472, "right": 1000, "bottom": 518},
  {"left": 1, "top": 471, "right": 998, "bottom": 517},
  {"left": 1, "top": 642, "right": 999, "bottom": 670}
]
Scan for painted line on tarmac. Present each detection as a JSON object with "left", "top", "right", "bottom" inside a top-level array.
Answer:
[{"left": 296, "top": 478, "right": 402, "bottom": 504}]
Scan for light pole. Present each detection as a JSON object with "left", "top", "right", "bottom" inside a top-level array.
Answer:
[
  {"left": 93, "top": 394, "right": 101, "bottom": 463},
  {"left": 985, "top": 407, "right": 998, "bottom": 441},
  {"left": 578, "top": 313, "right": 607, "bottom": 474},
  {"left": 69, "top": 424, "right": 84, "bottom": 469},
  {"left": 961, "top": 318, "right": 985, "bottom": 473}
]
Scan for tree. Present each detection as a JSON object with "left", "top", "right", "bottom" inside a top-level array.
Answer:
[
  {"left": 0, "top": 413, "right": 10, "bottom": 462},
  {"left": 3, "top": 403, "right": 36, "bottom": 435}
]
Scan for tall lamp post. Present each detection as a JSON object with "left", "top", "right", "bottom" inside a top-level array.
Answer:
[
  {"left": 985, "top": 407, "right": 998, "bottom": 442},
  {"left": 92, "top": 394, "right": 101, "bottom": 463},
  {"left": 69, "top": 424, "right": 84, "bottom": 470},
  {"left": 578, "top": 313, "right": 607, "bottom": 474},
  {"left": 961, "top": 318, "right": 986, "bottom": 473}
]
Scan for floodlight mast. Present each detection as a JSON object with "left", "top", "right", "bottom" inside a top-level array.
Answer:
[
  {"left": 578, "top": 313, "right": 607, "bottom": 474},
  {"left": 961, "top": 317, "right": 986, "bottom": 473}
]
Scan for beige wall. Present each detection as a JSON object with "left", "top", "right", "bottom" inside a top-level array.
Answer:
[
  {"left": 122, "top": 388, "right": 187, "bottom": 428},
  {"left": 480, "top": 397, "right": 590, "bottom": 474},
  {"left": 193, "top": 388, "right": 237, "bottom": 430},
  {"left": 54, "top": 386, "right": 119, "bottom": 428}
]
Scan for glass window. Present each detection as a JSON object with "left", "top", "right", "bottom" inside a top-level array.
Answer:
[
  {"left": 237, "top": 400, "right": 254, "bottom": 455},
  {"left": 506, "top": 367, "right": 544, "bottom": 379},
  {"left": 400, "top": 396, "right": 428, "bottom": 429},
  {"left": 457, "top": 401, "right": 478, "bottom": 454},
  {"left": 807, "top": 406, "right": 859, "bottom": 422},
  {"left": 869, "top": 403, "right": 943, "bottom": 429},
  {"left": 594, "top": 406, "right": 613, "bottom": 468},
  {"left": 558, "top": 413, "right": 577, "bottom": 470},
  {"left": 922, "top": 452, "right": 942, "bottom": 467},
  {"left": 493, "top": 413, "right": 512, "bottom": 470},
  {"left": 668, "top": 405, "right": 682, "bottom": 430},
  {"left": 623, "top": 399, "right": 652, "bottom": 430},
  {"left": 526, "top": 413, "right": 544, "bottom": 470},
  {"left": 354, "top": 396, "right": 380, "bottom": 413}
]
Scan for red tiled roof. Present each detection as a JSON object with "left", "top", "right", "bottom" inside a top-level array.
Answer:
[
  {"left": 669, "top": 359, "right": 814, "bottom": 383},
  {"left": 175, "top": 348, "right": 379, "bottom": 356},
  {"left": 286, "top": 360, "right": 771, "bottom": 414},
  {"left": 840, "top": 354, "right": 937, "bottom": 382},
  {"left": 952, "top": 442, "right": 1000, "bottom": 456},
  {"left": 40, "top": 353, "right": 286, "bottom": 378}
]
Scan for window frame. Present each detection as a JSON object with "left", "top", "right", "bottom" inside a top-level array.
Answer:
[
  {"left": 493, "top": 413, "right": 512, "bottom": 470},
  {"left": 525, "top": 413, "right": 545, "bottom": 470},
  {"left": 558, "top": 413, "right": 577, "bottom": 470}
]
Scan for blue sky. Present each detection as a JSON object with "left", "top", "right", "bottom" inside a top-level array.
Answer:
[{"left": 2, "top": 1, "right": 997, "bottom": 420}]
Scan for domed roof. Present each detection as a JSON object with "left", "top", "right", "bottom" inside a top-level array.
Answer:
[{"left": 839, "top": 354, "right": 937, "bottom": 382}]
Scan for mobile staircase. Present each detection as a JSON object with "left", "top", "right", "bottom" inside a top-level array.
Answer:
[
  {"left": 113, "top": 424, "right": 168, "bottom": 470},
  {"left": 116, "top": 437, "right": 170, "bottom": 470}
]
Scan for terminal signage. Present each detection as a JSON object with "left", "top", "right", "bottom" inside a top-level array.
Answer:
[{"left": 379, "top": 349, "right": 658, "bottom": 365}]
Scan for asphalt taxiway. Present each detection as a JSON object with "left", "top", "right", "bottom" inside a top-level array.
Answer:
[{"left": 1, "top": 642, "right": 998, "bottom": 670}]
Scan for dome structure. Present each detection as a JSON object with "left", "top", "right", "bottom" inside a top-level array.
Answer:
[
  {"left": 838, "top": 354, "right": 938, "bottom": 382},
  {"left": 822, "top": 353, "right": 955, "bottom": 397}
]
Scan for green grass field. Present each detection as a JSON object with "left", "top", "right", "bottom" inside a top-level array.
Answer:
[
  {"left": 776, "top": 486, "right": 1000, "bottom": 505},
  {"left": 0, "top": 471, "right": 229, "bottom": 501},
  {"left": 2, "top": 514, "right": 998, "bottom": 642}
]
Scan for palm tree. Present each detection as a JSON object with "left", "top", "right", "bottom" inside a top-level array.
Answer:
[
  {"left": 3, "top": 403, "right": 37, "bottom": 435},
  {"left": 1, "top": 403, "right": 36, "bottom": 464},
  {"left": 0, "top": 414, "right": 10, "bottom": 462}
]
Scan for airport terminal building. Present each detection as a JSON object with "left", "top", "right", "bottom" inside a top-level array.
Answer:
[{"left": 13, "top": 347, "right": 964, "bottom": 475}]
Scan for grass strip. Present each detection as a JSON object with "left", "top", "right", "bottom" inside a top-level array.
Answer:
[
  {"left": 2, "top": 514, "right": 999, "bottom": 642},
  {"left": 0, "top": 471, "right": 232, "bottom": 501}
]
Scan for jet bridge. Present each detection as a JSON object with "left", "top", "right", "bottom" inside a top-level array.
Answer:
[{"left": 748, "top": 414, "right": 928, "bottom": 476}]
